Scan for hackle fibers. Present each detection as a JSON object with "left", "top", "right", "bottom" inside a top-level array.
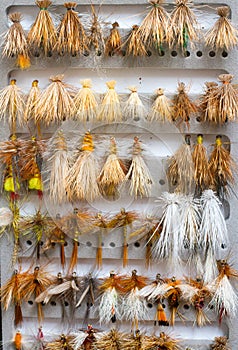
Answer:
[
  {"left": 167, "top": 0, "right": 199, "bottom": 51},
  {"left": 216, "top": 74, "right": 238, "bottom": 123},
  {"left": 94, "top": 329, "right": 125, "bottom": 350},
  {"left": 34, "top": 272, "right": 65, "bottom": 304},
  {"left": 155, "top": 331, "right": 181, "bottom": 350},
  {"left": 164, "top": 277, "right": 183, "bottom": 326},
  {"left": 208, "top": 260, "right": 238, "bottom": 322},
  {"left": 178, "top": 194, "right": 200, "bottom": 253},
  {"left": 0, "top": 207, "right": 14, "bottom": 234},
  {"left": 199, "top": 189, "right": 228, "bottom": 257},
  {"left": 124, "top": 136, "right": 153, "bottom": 198},
  {"left": 66, "top": 132, "right": 100, "bottom": 202},
  {"left": 35, "top": 75, "right": 76, "bottom": 125},
  {"left": 44, "top": 130, "right": 69, "bottom": 204},
  {"left": 24, "top": 80, "right": 41, "bottom": 127},
  {"left": 27, "top": 0, "right": 57, "bottom": 56},
  {"left": 203, "top": 247, "right": 219, "bottom": 284},
  {"left": 63, "top": 209, "right": 94, "bottom": 273},
  {"left": 208, "top": 135, "right": 235, "bottom": 199},
  {"left": 88, "top": 5, "right": 105, "bottom": 55},
  {"left": 151, "top": 192, "right": 181, "bottom": 269},
  {"left": 120, "top": 270, "right": 148, "bottom": 331},
  {"left": 192, "top": 134, "right": 213, "bottom": 195},
  {"left": 129, "top": 216, "right": 160, "bottom": 268},
  {"left": 0, "top": 270, "right": 24, "bottom": 326},
  {"left": 97, "top": 80, "right": 122, "bottom": 122},
  {"left": 145, "top": 223, "right": 162, "bottom": 269},
  {"left": 148, "top": 88, "right": 173, "bottom": 122},
  {"left": 199, "top": 82, "right": 219, "bottom": 123},
  {"left": 122, "top": 330, "right": 155, "bottom": 350},
  {"left": 0, "top": 79, "right": 25, "bottom": 134},
  {"left": 137, "top": 0, "right": 169, "bottom": 53},
  {"left": 75, "top": 273, "right": 98, "bottom": 323},
  {"left": 2, "top": 12, "right": 30, "bottom": 69},
  {"left": 105, "top": 22, "right": 121, "bottom": 56},
  {"left": 129, "top": 214, "right": 158, "bottom": 242},
  {"left": 132, "top": 215, "right": 160, "bottom": 269},
  {"left": 147, "top": 224, "right": 162, "bottom": 269},
  {"left": 18, "top": 210, "right": 55, "bottom": 260},
  {"left": 36, "top": 272, "right": 80, "bottom": 322},
  {"left": 172, "top": 82, "right": 198, "bottom": 129},
  {"left": 19, "top": 266, "right": 54, "bottom": 323},
  {"left": 18, "top": 137, "right": 45, "bottom": 198},
  {"left": 138, "top": 274, "right": 167, "bottom": 309},
  {"left": 93, "top": 213, "right": 109, "bottom": 268},
  {"left": 167, "top": 135, "right": 194, "bottom": 194},
  {"left": 73, "top": 79, "right": 98, "bottom": 122},
  {"left": 56, "top": 2, "right": 88, "bottom": 56},
  {"left": 210, "top": 336, "right": 230, "bottom": 350},
  {"left": 45, "top": 334, "right": 74, "bottom": 350},
  {"left": 123, "top": 25, "right": 148, "bottom": 57},
  {"left": 0, "top": 136, "right": 21, "bottom": 201},
  {"left": 139, "top": 272, "right": 168, "bottom": 325},
  {"left": 70, "top": 325, "right": 96, "bottom": 350},
  {"left": 109, "top": 209, "right": 138, "bottom": 267},
  {"left": 98, "top": 271, "right": 124, "bottom": 324},
  {"left": 123, "top": 86, "right": 146, "bottom": 121},
  {"left": 182, "top": 277, "right": 212, "bottom": 327},
  {"left": 42, "top": 219, "right": 66, "bottom": 269},
  {"left": 205, "top": 6, "right": 238, "bottom": 51},
  {"left": 98, "top": 137, "right": 127, "bottom": 198}
]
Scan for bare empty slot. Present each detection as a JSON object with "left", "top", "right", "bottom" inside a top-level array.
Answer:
[
  {"left": 171, "top": 51, "right": 178, "bottom": 57},
  {"left": 209, "top": 51, "right": 216, "bottom": 57}
]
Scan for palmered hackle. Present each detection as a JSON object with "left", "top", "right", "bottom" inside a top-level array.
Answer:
[
  {"left": 137, "top": 0, "right": 169, "bottom": 52},
  {"left": 205, "top": 6, "right": 238, "bottom": 51},
  {"left": 148, "top": 88, "right": 173, "bottom": 122},
  {"left": 56, "top": 2, "right": 88, "bottom": 56},
  {"left": 2, "top": 12, "right": 30, "bottom": 69},
  {"left": 172, "top": 82, "right": 198, "bottom": 129},
  {"left": 35, "top": 75, "right": 76, "bottom": 125},
  {"left": 97, "top": 80, "right": 122, "bottom": 122},
  {"left": 0, "top": 79, "right": 25, "bottom": 134},
  {"left": 105, "top": 22, "right": 121, "bottom": 56},
  {"left": 122, "top": 25, "right": 148, "bottom": 57},
  {"left": 167, "top": 0, "right": 199, "bottom": 51},
  {"left": 73, "top": 79, "right": 98, "bottom": 122},
  {"left": 27, "top": 0, "right": 57, "bottom": 56}
]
